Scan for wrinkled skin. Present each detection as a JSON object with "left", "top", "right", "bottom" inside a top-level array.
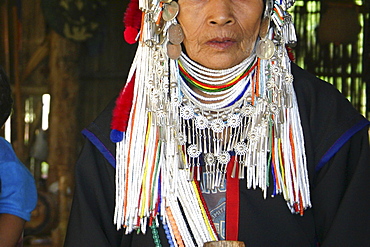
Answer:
[{"left": 177, "top": 0, "right": 264, "bottom": 69}]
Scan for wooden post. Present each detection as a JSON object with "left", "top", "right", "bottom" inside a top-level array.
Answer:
[
  {"left": 10, "top": 3, "right": 26, "bottom": 161},
  {"left": 48, "top": 30, "right": 79, "bottom": 247},
  {"left": 0, "top": 0, "right": 10, "bottom": 72}
]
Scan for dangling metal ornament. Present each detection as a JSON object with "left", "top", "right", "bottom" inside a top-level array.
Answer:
[
  {"left": 162, "top": 1, "right": 179, "bottom": 21},
  {"left": 168, "top": 23, "right": 184, "bottom": 45},
  {"left": 256, "top": 16, "right": 275, "bottom": 59},
  {"left": 167, "top": 41, "right": 182, "bottom": 59},
  {"left": 256, "top": 39, "right": 275, "bottom": 60}
]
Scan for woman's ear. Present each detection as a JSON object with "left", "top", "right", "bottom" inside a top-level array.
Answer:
[{"left": 259, "top": 16, "right": 270, "bottom": 40}]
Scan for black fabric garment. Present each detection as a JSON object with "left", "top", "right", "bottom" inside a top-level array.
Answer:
[{"left": 64, "top": 64, "right": 370, "bottom": 247}]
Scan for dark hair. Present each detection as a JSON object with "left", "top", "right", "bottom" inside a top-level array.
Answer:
[{"left": 0, "top": 66, "right": 13, "bottom": 127}]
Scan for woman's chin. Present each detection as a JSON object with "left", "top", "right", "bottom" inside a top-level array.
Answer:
[{"left": 197, "top": 55, "right": 247, "bottom": 70}]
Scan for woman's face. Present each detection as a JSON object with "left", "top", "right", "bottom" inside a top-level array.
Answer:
[{"left": 177, "top": 0, "right": 264, "bottom": 69}]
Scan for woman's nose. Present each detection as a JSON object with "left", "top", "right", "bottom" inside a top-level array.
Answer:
[{"left": 207, "top": 0, "right": 235, "bottom": 26}]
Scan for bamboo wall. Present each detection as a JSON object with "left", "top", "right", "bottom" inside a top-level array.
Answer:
[{"left": 291, "top": 0, "right": 370, "bottom": 118}]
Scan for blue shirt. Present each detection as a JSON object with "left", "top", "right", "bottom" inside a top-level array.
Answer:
[{"left": 0, "top": 137, "right": 37, "bottom": 221}]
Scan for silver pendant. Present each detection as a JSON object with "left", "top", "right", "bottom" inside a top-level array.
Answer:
[
  {"left": 167, "top": 43, "right": 181, "bottom": 60},
  {"left": 162, "top": 1, "right": 179, "bottom": 22},
  {"left": 168, "top": 23, "right": 184, "bottom": 45},
  {"left": 256, "top": 39, "right": 275, "bottom": 60}
]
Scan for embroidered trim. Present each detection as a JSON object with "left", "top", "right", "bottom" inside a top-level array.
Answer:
[
  {"left": 316, "top": 119, "right": 370, "bottom": 172},
  {"left": 82, "top": 129, "right": 116, "bottom": 168}
]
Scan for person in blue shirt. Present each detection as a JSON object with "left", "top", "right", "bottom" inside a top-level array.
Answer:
[{"left": 0, "top": 66, "right": 37, "bottom": 246}]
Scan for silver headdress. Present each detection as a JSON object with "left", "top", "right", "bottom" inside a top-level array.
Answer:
[{"left": 111, "top": 0, "right": 310, "bottom": 244}]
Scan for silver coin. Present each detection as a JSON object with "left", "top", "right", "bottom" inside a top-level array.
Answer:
[
  {"left": 167, "top": 43, "right": 181, "bottom": 60},
  {"left": 168, "top": 23, "right": 184, "bottom": 45},
  {"left": 256, "top": 39, "right": 275, "bottom": 60},
  {"left": 162, "top": 1, "right": 179, "bottom": 22}
]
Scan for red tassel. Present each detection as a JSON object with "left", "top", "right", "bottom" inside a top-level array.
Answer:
[
  {"left": 123, "top": 0, "right": 141, "bottom": 44},
  {"left": 124, "top": 27, "right": 139, "bottom": 44},
  {"left": 286, "top": 46, "right": 296, "bottom": 62},
  {"left": 111, "top": 74, "right": 136, "bottom": 132}
]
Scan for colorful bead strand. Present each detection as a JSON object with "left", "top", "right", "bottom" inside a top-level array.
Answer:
[{"left": 150, "top": 224, "right": 162, "bottom": 247}]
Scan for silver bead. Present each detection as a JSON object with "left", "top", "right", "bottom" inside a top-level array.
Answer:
[{"left": 170, "top": 82, "right": 177, "bottom": 88}]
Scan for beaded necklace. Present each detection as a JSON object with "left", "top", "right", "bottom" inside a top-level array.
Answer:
[
  {"left": 177, "top": 53, "right": 258, "bottom": 190},
  {"left": 179, "top": 59, "right": 257, "bottom": 94},
  {"left": 179, "top": 52, "right": 256, "bottom": 88}
]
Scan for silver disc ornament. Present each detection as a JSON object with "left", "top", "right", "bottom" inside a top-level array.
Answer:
[
  {"left": 217, "top": 151, "right": 231, "bottom": 165},
  {"left": 180, "top": 105, "right": 194, "bottom": 120},
  {"left": 187, "top": 144, "right": 201, "bottom": 158},
  {"left": 168, "top": 23, "right": 184, "bottom": 45},
  {"left": 162, "top": 1, "right": 179, "bottom": 22},
  {"left": 256, "top": 39, "right": 275, "bottom": 60},
  {"left": 195, "top": 115, "right": 209, "bottom": 130},
  {"left": 167, "top": 43, "right": 182, "bottom": 60}
]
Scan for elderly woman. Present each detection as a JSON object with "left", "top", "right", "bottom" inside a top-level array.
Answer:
[{"left": 65, "top": 0, "right": 370, "bottom": 246}]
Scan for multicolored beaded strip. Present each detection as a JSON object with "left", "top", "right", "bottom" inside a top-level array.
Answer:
[
  {"left": 178, "top": 60, "right": 258, "bottom": 93},
  {"left": 151, "top": 224, "right": 162, "bottom": 247},
  {"left": 162, "top": 220, "right": 175, "bottom": 247}
]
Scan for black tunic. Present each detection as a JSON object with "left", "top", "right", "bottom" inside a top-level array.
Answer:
[{"left": 64, "top": 64, "right": 370, "bottom": 247}]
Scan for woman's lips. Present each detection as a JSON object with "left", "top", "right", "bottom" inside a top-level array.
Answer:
[{"left": 206, "top": 38, "right": 236, "bottom": 50}]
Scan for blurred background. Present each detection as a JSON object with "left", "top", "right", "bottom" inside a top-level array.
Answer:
[{"left": 0, "top": 0, "right": 368, "bottom": 246}]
